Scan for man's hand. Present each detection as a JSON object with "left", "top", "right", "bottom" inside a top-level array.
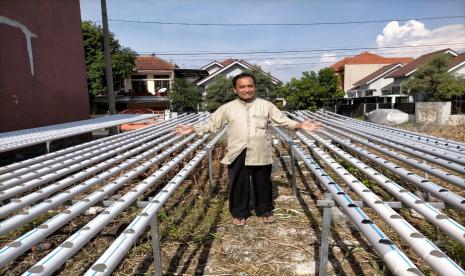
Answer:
[
  {"left": 298, "top": 120, "right": 321, "bottom": 133},
  {"left": 175, "top": 124, "right": 195, "bottom": 135}
]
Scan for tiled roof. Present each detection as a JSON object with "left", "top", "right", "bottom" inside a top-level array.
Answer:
[
  {"left": 352, "top": 63, "right": 402, "bottom": 87},
  {"left": 220, "top": 59, "right": 236, "bottom": 67},
  {"left": 197, "top": 59, "right": 281, "bottom": 85},
  {"left": 135, "top": 56, "right": 174, "bottom": 71},
  {"left": 385, "top": 48, "right": 457, "bottom": 78},
  {"left": 330, "top": 57, "right": 350, "bottom": 72},
  {"left": 449, "top": 53, "right": 465, "bottom": 71},
  {"left": 330, "top": 52, "right": 413, "bottom": 72}
]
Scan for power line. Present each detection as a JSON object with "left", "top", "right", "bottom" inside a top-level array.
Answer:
[
  {"left": 105, "top": 15, "right": 465, "bottom": 26},
  {"left": 168, "top": 47, "right": 465, "bottom": 68},
  {"left": 136, "top": 42, "right": 465, "bottom": 56},
  {"left": 161, "top": 47, "right": 464, "bottom": 63}
]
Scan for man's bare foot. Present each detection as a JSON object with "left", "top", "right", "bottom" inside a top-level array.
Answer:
[
  {"left": 232, "top": 217, "right": 246, "bottom": 227},
  {"left": 263, "top": 214, "right": 275, "bottom": 224}
]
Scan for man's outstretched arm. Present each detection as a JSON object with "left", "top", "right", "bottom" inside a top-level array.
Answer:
[
  {"left": 295, "top": 120, "right": 321, "bottom": 133},
  {"left": 175, "top": 124, "right": 194, "bottom": 135},
  {"left": 174, "top": 106, "right": 228, "bottom": 136},
  {"left": 268, "top": 104, "right": 321, "bottom": 133}
]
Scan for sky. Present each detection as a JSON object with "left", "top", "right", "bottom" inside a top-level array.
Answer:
[{"left": 79, "top": 0, "right": 465, "bottom": 82}]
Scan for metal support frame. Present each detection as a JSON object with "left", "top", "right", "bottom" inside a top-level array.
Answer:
[
  {"left": 274, "top": 121, "right": 465, "bottom": 275},
  {"left": 150, "top": 217, "right": 162, "bottom": 276},
  {"left": 45, "top": 141, "right": 51, "bottom": 153},
  {"left": 84, "top": 128, "right": 226, "bottom": 276},
  {"left": 423, "top": 160, "right": 431, "bottom": 201},
  {"left": 0, "top": 114, "right": 159, "bottom": 153},
  {"left": 314, "top": 198, "right": 455, "bottom": 275},
  {"left": 289, "top": 147, "right": 297, "bottom": 197},
  {"left": 274, "top": 129, "right": 298, "bottom": 197},
  {"left": 318, "top": 192, "right": 332, "bottom": 276},
  {"left": 208, "top": 147, "right": 213, "bottom": 194}
]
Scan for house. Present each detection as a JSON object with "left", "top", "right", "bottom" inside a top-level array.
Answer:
[
  {"left": 124, "top": 55, "right": 176, "bottom": 95},
  {"left": 94, "top": 55, "right": 208, "bottom": 113},
  {"left": 196, "top": 59, "right": 281, "bottom": 96},
  {"left": 447, "top": 53, "right": 465, "bottom": 77},
  {"left": 330, "top": 52, "right": 413, "bottom": 94},
  {"left": 173, "top": 68, "right": 209, "bottom": 84},
  {"left": 348, "top": 63, "right": 404, "bottom": 102},
  {"left": 383, "top": 49, "right": 460, "bottom": 99},
  {"left": 94, "top": 55, "right": 175, "bottom": 113}
]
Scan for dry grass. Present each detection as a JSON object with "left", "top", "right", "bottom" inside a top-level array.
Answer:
[{"left": 399, "top": 122, "right": 465, "bottom": 143}]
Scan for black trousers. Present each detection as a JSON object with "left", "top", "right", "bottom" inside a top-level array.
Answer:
[{"left": 228, "top": 149, "right": 273, "bottom": 218}]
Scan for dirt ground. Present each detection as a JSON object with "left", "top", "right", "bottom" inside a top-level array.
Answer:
[{"left": 1, "top": 124, "right": 464, "bottom": 275}]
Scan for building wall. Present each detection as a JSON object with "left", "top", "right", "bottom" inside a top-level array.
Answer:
[
  {"left": 204, "top": 64, "right": 222, "bottom": 75},
  {"left": 415, "top": 102, "right": 451, "bottom": 124},
  {"left": 344, "top": 64, "right": 389, "bottom": 92},
  {"left": 203, "top": 65, "right": 246, "bottom": 91},
  {"left": 451, "top": 65, "right": 465, "bottom": 77},
  {"left": 147, "top": 75, "right": 155, "bottom": 94},
  {"left": 367, "top": 77, "right": 394, "bottom": 96},
  {"left": 0, "top": 0, "right": 90, "bottom": 132},
  {"left": 225, "top": 66, "right": 245, "bottom": 78},
  {"left": 0, "top": 0, "right": 89, "bottom": 131}
]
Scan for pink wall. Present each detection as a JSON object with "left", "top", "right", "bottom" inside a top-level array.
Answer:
[{"left": 0, "top": 0, "right": 89, "bottom": 132}]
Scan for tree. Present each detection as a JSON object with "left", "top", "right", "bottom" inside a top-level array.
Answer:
[
  {"left": 278, "top": 68, "right": 343, "bottom": 111},
  {"left": 317, "top": 67, "right": 345, "bottom": 107},
  {"left": 204, "top": 75, "right": 236, "bottom": 112},
  {"left": 82, "top": 21, "right": 136, "bottom": 96},
  {"left": 169, "top": 78, "right": 201, "bottom": 112},
  {"left": 403, "top": 54, "right": 465, "bottom": 101}
]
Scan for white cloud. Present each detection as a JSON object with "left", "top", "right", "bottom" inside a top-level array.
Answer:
[
  {"left": 252, "top": 58, "right": 293, "bottom": 67},
  {"left": 376, "top": 20, "right": 465, "bottom": 57},
  {"left": 320, "top": 53, "right": 338, "bottom": 63}
]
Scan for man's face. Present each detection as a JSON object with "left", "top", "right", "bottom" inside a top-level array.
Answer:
[{"left": 234, "top": 77, "right": 256, "bottom": 101}]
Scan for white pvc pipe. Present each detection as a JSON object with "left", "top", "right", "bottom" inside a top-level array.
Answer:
[
  {"left": 24, "top": 134, "right": 211, "bottom": 275},
  {"left": 297, "top": 131, "right": 465, "bottom": 275},
  {"left": 0, "top": 134, "right": 197, "bottom": 267},
  {"left": 272, "top": 127, "right": 421, "bottom": 276},
  {"left": 84, "top": 129, "right": 226, "bottom": 276}
]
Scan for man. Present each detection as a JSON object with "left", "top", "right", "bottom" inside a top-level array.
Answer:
[{"left": 175, "top": 73, "right": 319, "bottom": 226}]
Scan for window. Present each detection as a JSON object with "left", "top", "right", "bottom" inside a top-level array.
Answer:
[
  {"left": 347, "top": 91, "right": 356, "bottom": 98},
  {"left": 152, "top": 75, "right": 170, "bottom": 79},
  {"left": 392, "top": 86, "right": 401, "bottom": 95},
  {"left": 155, "top": 80, "right": 170, "bottom": 94},
  {"left": 131, "top": 75, "right": 147, "bottom": 80},
  {"left": 365, "top": 90, "right": 374, "bottom": 97},
  {"left": 154, "top": 80, "right": 170, "bottom": 89},
  {"left": 132, "top": 81, "right": 147, "bottom": 93}
]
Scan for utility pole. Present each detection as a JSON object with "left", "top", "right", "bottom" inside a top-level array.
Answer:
[{"left": 101, "top": 0, "right": 117, "bottom": 134}]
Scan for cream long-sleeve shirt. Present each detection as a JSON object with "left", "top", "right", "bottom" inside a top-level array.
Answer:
[{"left": 193, "top": 97, "right": 298, "bottom": 165}]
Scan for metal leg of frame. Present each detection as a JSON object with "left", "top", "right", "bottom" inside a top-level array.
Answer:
[
  {"left": 46, "top": 141, "right": 51, "bottom": 153},
  {"left": 208, "top": 148, "right": 213, "bottom": 194},
  {"left": 318, "top": 192, "right": 333, "bottom": 276},
  {"left": 423, "top": 160, "right": 431, "bottom": 201},
  {"left": 150, "top": 217, "right": 162, "bottom": 276},
  {"left": 289, "top": 147, "right": 297, "bottom": 197}
]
